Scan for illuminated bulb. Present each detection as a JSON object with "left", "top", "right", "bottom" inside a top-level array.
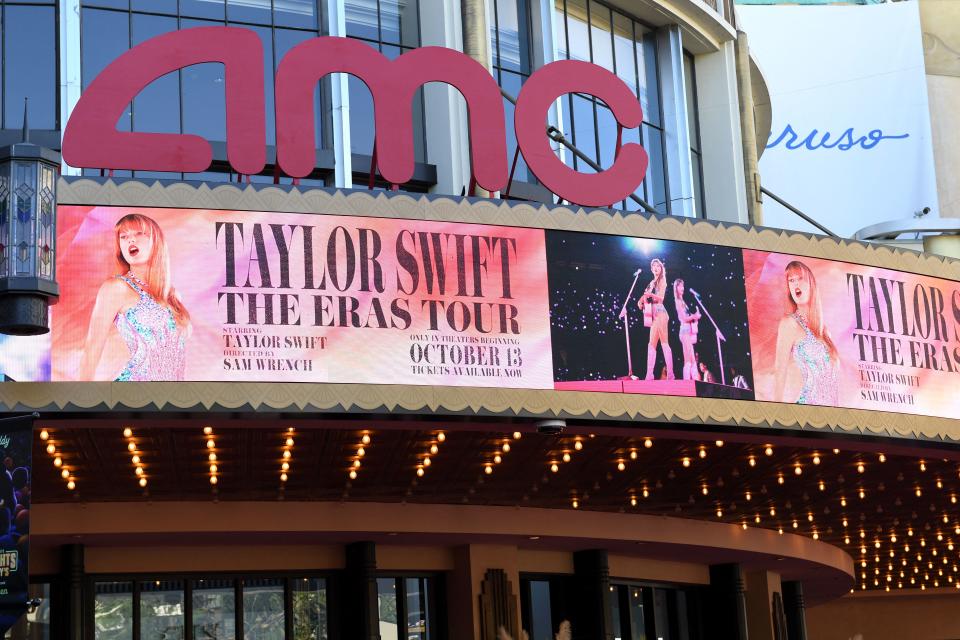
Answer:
[
  {"left": 857, "top": 463, "right": 865, "bottom": 474},
  {"left": 642, "top": 488, "right": 649, "bottom": 498},
  {"left": 39, "top": 430, "right": 48, "bottom": 441},
  {"left": 841, "top": 497, "right": 848, "bottom": 507},
  {"left": 617, "top": 461, "right": 626, "bottom": 472},
  {"left": 127, "top": 442, "right": 137, "bottom": 452},
  {"left": 285, "top": 438, "right": 294, "bottom": 447},
  {"left": 630, "top": 496, "right": 637, "bottom": 507},
  {"left": 777, "top": 474, "right": 785, "bottom": 485},
  {"left": 138, "top": 477, "right": 147, "bottom": 488},
  {"left": 493, "top": 455, "right": 502, "bottom": 464},
  {"left": 512, "top": 431, "right": 521, "bottom": 440},
  {"left": 702, "top": 486, "right": 709, "bottom": 496},
  {"left": 60, "top": 469, "right": 69, "bottom": 479},
  {"left": 920, "top": 460, "right": 927, "bottom": 472},
  {"left": 209, "top": 476, "right": 218, "bottom": 485},
  {"left": 764, "top": 446, "right": 773, "bottom": 456},
  {"left": 794, "top": 464, "right": 802, "bottom": 476},
  {"left": 629, "top": 450, "right": 638, "bottom": 460},
  {"left": 748, "top": 456, "right": 756, "bottom": 467},
  {"left": 362, "top": 434, "right": 372, "bottom": 445},
  {"left": 562, "top": 453, "right": 572, "bottom": 463},
  {"left": 813, "top": 532, "right": 820, "bottom": 540},
  {"left": 131, "top": 455, "right": 141, "bottom": 465},
  {"left": 209, "top": 464, "right": 218, "bottom": 473},
  {"left": 574, "top": 441, "right": 583, "bottom": 451},
  {"left": 716, "top": 509, "right": 723, "bottom": 518},
  {"left": 283, "top": 450, "right": 292, "bottom": 460},
  {"left": 755, "top": 515, "right": 761, "bottom": 524},
  {"left": 572, "top": 499, "right": 579, "bottom": 509},
  {"left": 349, "top": 470, "right": 358, "bottom": 480},
  {"left": 644, "top": 438, "right": 653, "bottom": 448},
  {"left": 682, "top": 457, "right": 691, "bottom": 468},
  {"left": 436, "top": 432, "right": 445, "bottom": 443},
  {"left": 833, "top": 448, "right": 840, "bottom": 454},
  {"left": 859, "top": 489, "right": 866, "bottom": 499},
  {"left": 280, "top": 473, "right": 288, "bottom": 482},
  {"left": 699, "top": 447, "right": 707, "bottom": 459},
  {"left": 845, "top": 536, "right": 851, "bottom": 545},
  {"left": 358, "top": 447, "right": 366, "bottom": 457},
  {"left": 742, "top": 523, "right": 748, "bottom": 530},
  {"left": 779, "top": 528, "right": 784, "bottom": 535},
  {"left": 416, "top": 467, "right": 424, "bottom": 477},
  {"left": 203, "top": 426, "right": 213, "bottom": 435},
  {"left": 550, "top": 463, "right": 559, "bottom": 473},
  {"left": 135, "top": 466, "right": 144, "bottom": 476},
  {"left": 808, "top": 513, "right": 814, "bottom": 522},
  {"left": 770, "top": 507, "right": 776, "bottom": 517},
  {"left": 67, "top": 480, "right": 76, "bottom": 490},
  {"left": 208, "top": 452, "right": 217, "bottom": 462},
  {"left": 429, "top": 444, "right": 438, "bottom": 455},
  {"left": 793, "top": 521, "right": 798, "bottom": 529},
  {"left": 484, "top": 464, "right": 493, "bottom": 475},
  {"left": 891, "top": 535, "right": 897, "bottom": 543},
  {"left": 123, "top": 428, "right": 133, "bottom": 438},
  {"left": 53, "top": 457, "right": 62, "bottom": 467},
  {"left": 843, "top": 518, "right": 848, "bottom": 527},
  {"left": 879, "top": 453, "right": 886, "bottom": 463},
  {"left": 352, "top": 459, "right": 361, "bottom": 468},
  {"left": 916, "top": 488, "right": 922, "bottom": 497},
  {"left": 937, "top": 479, "right": 944, "bottom": 489},
  {"left": 818, "top": 480, "right": 826, "bottom": 491},
  {"left": 813, "top": 454, "right": 821, "bottom": 465},
  {"left": 206, "top": 439, "right": 215, "bottom": 449},
  {"left": 281, "top": 462, "right": 289, "bottom": 471},
  {"left": 423, "top": 456, "right": 432, "bottom": 466},
  {"left": 502, "top": 443, "right": 511, "bottom": 453},
  {"left": 745, "top": 491, "right": 752, "bottom": 501},
  {"left": 715, "top": 440, "right": 724, "bottom": 447}
]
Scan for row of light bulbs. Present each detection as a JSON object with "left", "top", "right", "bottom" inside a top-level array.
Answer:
[
  {"left": 122, "top": 427, "right": 148, "bottom": 489},
  {"left": 40, "top": 429, "right": 75, "bottom": 491},
  {"left": 416, "top": 431, "right": 446, "bottom": 478},
  {"left": 204, "top": 427, "right": 218, "bottom": 486},
  {"left": 280, "top": 428, "right": 294, "bottom": 483},
  {"left": 348, "top": 433, "right": 371, "bottom": 480},
  {"left": 483, "top": 431, "right": 519, "bottom": 475}
]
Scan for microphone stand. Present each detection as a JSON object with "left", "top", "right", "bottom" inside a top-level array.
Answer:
[
  {"left": 618, "top": 269, "right": 642, "bottom": 380},
  {"left": 691, "top": 290, "right": 727, "bottom": 385}
]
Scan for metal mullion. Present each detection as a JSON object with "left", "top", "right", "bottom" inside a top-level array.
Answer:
[
  {"left": 491, "top": 0, "right": 501, "bottom": 72},
  {"left": 132, "top": 581, "right": 142, "bottom": 640},
  {"left": 396, "top": 577, "right": 407, "bottom": 640},
  {"left": 236, "top": 578, "right": 244, "bottom": 640},
  {"left": 284, "top": 577, "right": 294, "bottom": 640},
  {"left": 650, "top": 29, "right": 668, "bottom": 213},
  {"left": 2, "top": 3, "right": 6, "bottom": 129},
  {"left": 184, "top": 580, "right": 193, "bottom": 640}
]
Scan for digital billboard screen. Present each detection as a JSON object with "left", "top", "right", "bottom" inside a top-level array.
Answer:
[{"left": 2, "top": 204, "right": 959, "bottom": 423}]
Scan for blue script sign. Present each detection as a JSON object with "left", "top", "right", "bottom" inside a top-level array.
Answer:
[{"left": 767, "top": 124, "right": 909, "bottom": 151}]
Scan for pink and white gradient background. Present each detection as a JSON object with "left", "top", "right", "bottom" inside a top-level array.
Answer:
[
  {"left": 744, "top": 249, "right": 960, "bottom": 418},
  {"left": 52, "top": 206, "right": 554, "bottom": 388}
]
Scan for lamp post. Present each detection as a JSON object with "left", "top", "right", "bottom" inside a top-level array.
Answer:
[{"left": 0, "top": 115, "right": 60, "bottom": 335}]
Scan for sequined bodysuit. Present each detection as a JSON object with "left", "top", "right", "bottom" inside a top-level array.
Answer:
[
  {"left": 791, "top": 312, "right": 838, "bottom": 405},
  {"left": 114, "top": 274, "right": 186, "bottom": 381}
]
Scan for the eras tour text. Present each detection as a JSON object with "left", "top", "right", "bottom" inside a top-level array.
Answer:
[
  {"left": 847, "top": 273, "right": 960, "bottom": 405},
  {"left": 213, "top": 221, "right": 529, "bottom": 379}
]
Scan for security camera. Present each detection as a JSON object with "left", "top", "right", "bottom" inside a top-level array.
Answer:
[{"left": 535, "top": 419, "right": 566, "bottom": 435}]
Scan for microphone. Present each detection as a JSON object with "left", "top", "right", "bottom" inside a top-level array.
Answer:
[
  {"left": 689, "top": 287, "right": 701, "bottom": 297},
  {"left": 633, "top": 268, "right": 642, "bottom": 277}
]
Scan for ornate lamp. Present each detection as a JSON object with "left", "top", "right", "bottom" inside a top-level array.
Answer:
[{"left": 0, "top": 108, "right": 60, "bottom": 335}]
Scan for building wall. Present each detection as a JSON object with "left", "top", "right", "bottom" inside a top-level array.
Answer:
[
  {"left": 920, "top": 0, "right": 960, "bottom": 219},
  {"left": 807, "top": 590, "right": 960, "bottom": 640}
]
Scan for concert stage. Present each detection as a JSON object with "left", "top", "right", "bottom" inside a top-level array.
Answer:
[{"left": 555, "top": 379, "right": 754, "bottom": 400}]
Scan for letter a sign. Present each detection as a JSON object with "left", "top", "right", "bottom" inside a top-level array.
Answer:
[{"left": 63, "top": 26, "right": 648, "bottom": 207}]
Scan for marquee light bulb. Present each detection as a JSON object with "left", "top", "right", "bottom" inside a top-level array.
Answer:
[
  {"left": 745, "top": 491, "right": 752, "bottom": 501},
  {"left": 139, "top": 477, "right": 147, "bottom": 488},
  {"left": 715, "top": 440, "right": 724, "bottom": 447},
  {"left": 281, "top": 462, "right": 289, "bottom": 471},
  {"left": 502, "top": 443, "right": 510, "bottom": 453},
  {"left": 60, "top": 469, "right": 69, "bottom": 479},
  {"left": 562, "top": 452, "right": 571, "bottom": 463},
  {"left": 209, "top": 476, "right": 218, "bottom": 485},
  {"left": 53, "top": 457, "right": 62, "bottom": 467},
  {"left": 123, "top": 428, "right": 133, "bottom": 438},
  {"left": 764, "top": 446, "right": 773, "bottom": 456},
  {"left": 699, "top": 447, "right": 707, "bottom": 459},
  {"left": 352, "top": 459, "right": 360, "bottom": 468},
  {"left": 748, "top": 456, "right": 756, "bottom": 467},
  {"left": 550, "top": 463, "right": 559, "bottom": 473},
  {"left": 630, "top": 450, "right": 638, "bottom": 460},
  {"left": 131, "top": 455, "right": 141, "bottom": 465},
  {"left": 920, "top": 460, "right": 927, "bottom": 472},
  {"left": 208, "top": 452, "right": 217, "bottom": 462},
  {"left": 135, "top": 466, "right": 144, "bottom": 476},
  {"left": 642, "top": 488, "right": 649, "bottom": 498},
  {"left": 644, "top": 438, "right": 653, "bottom": 449},
  {"left": 512, "top": 431, "right": 521, "bottom": 440},
  {"left": 127, "top": 442, "right": 137, "bottom": 452},
  {"left": 857, "top": 463, "right": 865, "bottom": 473},
  {"left": 283, "top": 450, "right": 292, "bottom": 460},
  {"left": 349, "top": 470, "right": 358, "bottom": 480},
  {"left": 484, "top": 464, "right": 493, "bottom": 475},
  {"left": 203, "top": 426, "right": 213, "bottom": 435},
  {"left": 39, "top": 430, "right": 49, "bottom": 441},
  {"left": 813, "top": 454, "right": 821, "bottom": 465},
  {"left": 716, "top": 509, "right": 723, "bottom": 518},
  {"left": 630, "top": 496, "right": 637, "bottom": 507},
  {"left": 493, "top": 455, "right": 502, "bottom": 464},
  {"left": 794, "top": 464, "right": 802, "bottom": 475},
  {"left": 436, "top": 432, "right": 445, "bottom": 443},
  {"left": 617, "top": 461, "right": 626, "bottom": 472},
  {"left": 209, "top": 464, "right": 218, "bottom": 473},
  {"left": 67, "top": 480, "right": 76, "bottom": 490},
  {"left": 682, "top": 457, "right": 691, "bottom": 468},
  {"left": 45, "top": 444, "right": 55, "bottom": 455},
  {"left": 574, "top": 441, "right": 583, "bottom": 451},
  {"left": 430, "top": 444, "right": 438, "bottom": 455},
  {"left": 572, "top": 499, "right": 579, "bottom": 509},
  {"left": 416, "top": 467, "right": 424, "bottom": 477},
  {"left": 358, "top": 447, "right": 366, "bottom": 457},
  {"left": 423, "top": 456, "right": 432, "bottom": 466},
  {"left": 879, "top": 453, "right": 886, "bottom": 463},
  {"left": 206, "top": 439, "right": 215, "bottom": 449},
  {"left": 361, "top": 434, "right": 371, "bottom": 445},
  {"left": 285, "top": 438, "right": 294, "bottom": 447}
]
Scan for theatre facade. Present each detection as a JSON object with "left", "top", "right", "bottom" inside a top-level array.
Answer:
[{"left": 1, "top": 0, "right": 960, "bottom": 639}]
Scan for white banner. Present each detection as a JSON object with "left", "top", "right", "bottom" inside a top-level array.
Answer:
[{"left": 738, "top": 2, "right": 939, "bottom": 237}]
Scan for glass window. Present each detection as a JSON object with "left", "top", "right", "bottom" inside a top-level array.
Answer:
[
  {"left": 94, "top": 582, "right": 134, "bottom": 640},
  {"left": 292, "top": 578, "right": 328, "bottom": 640},
  {"left": 141, "top": 580, "right": 185, "bottom": 639},
  {"left": 377, "top": 576, "right": 434, "bottom": 640},
  {"left": 243, "top": 578, "right": 284, "bottom": 639},
  {"left": 526, "top": 580, "right": 553, "bottom": 640},
  {"left": 404, "top": 577, "right": 429, "bottom": 640},
  {"left": 192, "top": 579, "right": 236, "bottom": 639},
  {"left": 684, "top": 54, "right": 705, "bottom": 218},
  {"left": 6, "top": 583, "right": 51, "bottom": 639},
  {"left": 5, "top": 5, "right": 57, "bottom": 130},
  {"left": 376, "top": 577, "right": 398, "bottom": 637}
]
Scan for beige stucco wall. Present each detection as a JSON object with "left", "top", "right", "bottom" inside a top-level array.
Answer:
[
  {"left": 807, "top": 590, "right": 960, "bottom": 640},
  {"left": 920, "top": 0, "right": 960, "bottom": 218}
]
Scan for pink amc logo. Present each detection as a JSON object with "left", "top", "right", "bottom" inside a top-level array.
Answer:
[{"left": 62, "top": 26, "right": 648, "bottom": 207}]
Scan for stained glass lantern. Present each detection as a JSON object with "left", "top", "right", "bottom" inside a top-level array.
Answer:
[{"left": 0, "top": 139, "right": 60, "bottom": 335}]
